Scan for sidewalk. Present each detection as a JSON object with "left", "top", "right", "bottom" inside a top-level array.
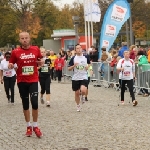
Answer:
[{"left": 0, "top": 82, "right": 150, "bottom": 150}]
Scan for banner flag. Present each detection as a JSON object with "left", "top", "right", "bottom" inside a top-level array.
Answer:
[
  {"left": 84, "top": 0, "right": 101, "bottom": 22},
  {"left": 99, "top": 0, "right": 130, "bottom": 58}
]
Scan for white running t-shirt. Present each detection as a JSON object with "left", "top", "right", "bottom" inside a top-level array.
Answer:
[
  {"left": 117, "top": 58, "right": 135, "bottom": 80},
  {"left": 0, "top": 59, "right": 17, "bottom": 77},
  {"left": 68, "top": 55, "right": 90, "bottom": 80}
]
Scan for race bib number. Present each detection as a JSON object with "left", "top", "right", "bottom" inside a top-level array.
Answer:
[
  {"left": 76, "top": 65, "right": 85, "bottom": 70},
  {"left": 22, "top": 66, "right": 34, "bottom": 75},
  {"left": 5, "top": 71, "right": 12, "bottom": 77},
  {"left": 124, "top": 71, "right": 130, "bottom": 76},
  {"left": 41, "top": 66, "right": 48, "bottom": 72}
]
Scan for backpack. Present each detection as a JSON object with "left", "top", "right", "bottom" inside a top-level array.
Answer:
[{"left": 138, "top": 55, "right": 148, "bottom": 65}]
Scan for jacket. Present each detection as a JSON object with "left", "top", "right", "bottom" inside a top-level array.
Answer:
[
  {"left": 118, "top": 46, "right": 128, "bottom": 58},
  {"left": 54, "top": 58, "right": 64, "bottom": 70}
]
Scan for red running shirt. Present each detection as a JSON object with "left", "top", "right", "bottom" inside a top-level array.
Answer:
[{"left": 9, "top": 46, "right": 42, "bottom": 83}]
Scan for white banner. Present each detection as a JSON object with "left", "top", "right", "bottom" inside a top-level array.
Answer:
[
  {"left": 111, "top": 4, "right": 127, "bottom": 22},
  {"left": 84, "top": 0, "right": 101, "bottom": 22}
]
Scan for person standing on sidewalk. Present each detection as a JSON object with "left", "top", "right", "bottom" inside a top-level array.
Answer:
[
  {"left": 38, "top": 48, "right": 51, "bottom": 107},
  {"left": 68, "top": 44, "right": 90, "bottom": 112},
  {"left": 54, "top": 53, "right": 64, "bottom": 83},
  {"left": 117, "top": 51, "right": 138, "bottom": 106},
  {"left": 8, "top": 32, "right": 43, "bottom": 138},
  {"left": 0, "top": 51, "right": 17, "bottom": 104}
]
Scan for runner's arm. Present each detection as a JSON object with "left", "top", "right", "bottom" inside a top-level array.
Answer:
[
  {"left": 0, "top": 64, "right": 3, "bottom": 83},
  {"left": 8, "top": 50, "right": 16, "bottom": 69},
  {"left": 116, "top": 59, "right": 124, "bottom": 71},
  {"left": 68, "top": 56, "right": 76, "bottom": 71}
]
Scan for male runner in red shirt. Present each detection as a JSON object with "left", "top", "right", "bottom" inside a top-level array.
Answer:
[{"left": 8, "top": 32, "right": 43, "bottom": 138}]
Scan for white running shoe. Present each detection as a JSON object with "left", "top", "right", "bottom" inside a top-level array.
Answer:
[
  {"left": 77, "top": 105, "right": 81, "bottom": 112},
  {"left": 46, "top": 101, "right": 50, "bottom": 107}
]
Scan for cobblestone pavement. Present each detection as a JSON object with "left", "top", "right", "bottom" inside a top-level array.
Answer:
[{"left": 0, "top": 81, "right": 150, "bottom": 150}]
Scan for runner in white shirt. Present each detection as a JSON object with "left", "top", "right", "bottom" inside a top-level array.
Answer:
[
  {"left": 68, "top": 44, "right": 90, "bottom": 112},
  {"left": 117, "top": 51, "right": 138, "bottom": 106},
  {"left": 0, "top": 52, "right": 17, "bottom": 104}
]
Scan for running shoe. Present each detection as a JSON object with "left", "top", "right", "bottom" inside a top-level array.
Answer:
[
  {"left": 33, "top": 127, "right": 43, "bottom": 138},
  {"left": 81, "top": 96, "right": 85, "bottom": 104},
  {"left": 46, "top": 101, "right": 50, "bottom": 107},
  {"left": 121, "top": 101, "right": 124, "bottom": 105},
  {"left": 8, "top": 95, "right": 11, "bottom": 103},
  {"left": 26, "top": 126, "right": 32, "bottom": 137},
  {"left": 77, "top": 105, "right": 81, "bottom": 112},
  {"left": 133, "top": 100, "right": 138, "bottom": 106},
  {"left": 85, "top": 97, "right": 88, "bottom": 101},
  {"left": 41, "top": 98, "right": 44, "bottom": 104}
]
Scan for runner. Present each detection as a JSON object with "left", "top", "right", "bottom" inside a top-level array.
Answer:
[
  {"left": 54, "top": 53, "right": 64, "bottom": 83},
  {"left": 85, "top": 65, "right": 93, "bottom": 101},
  {"left": 49, "top": 51, "right": 57, "bottom": 80},
  {"left": 38, "top": 48, "right": 51, "bottom": 106},
  {"left": 0, "top": 51, "right": 17, "bottom": 104},
  {"left": 117, "top": 51, "right": 138, "bottom": 106},
  {"left": 8, "top": 32, "right": 43, "bottom": 138},
  {"left": 68, "top": 44, "right": 90, "bottom": 112}
]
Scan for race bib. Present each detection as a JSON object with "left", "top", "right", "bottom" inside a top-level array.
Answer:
[
  {"left": 58, "top": 63, "right": 62, "bottom": 67},
  {"left": 124, "top": 71, "right": 130, "bottom": 76},
  {"left": 76, "top": 65, "right": 85, "bottom": 70},
  {"left": 22, "top": 66, "right": 34, "bottom": 75},
  {"left": 5, "top": 71, "right": 12, "bottom": 77},
  {"left": 41, "top": 66, "right": 48, "bottom": 72}
]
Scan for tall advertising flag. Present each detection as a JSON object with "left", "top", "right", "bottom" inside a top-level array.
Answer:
[
  {"left": 84, "top": 0, "right": 101, "bottom": 22},
  {"left": 99, "top": 0, "right": 130, "bottom": 58}
]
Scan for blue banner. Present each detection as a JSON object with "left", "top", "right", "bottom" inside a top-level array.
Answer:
[{"left": 99, "top": 0, "right": 130, "bottom": 58}]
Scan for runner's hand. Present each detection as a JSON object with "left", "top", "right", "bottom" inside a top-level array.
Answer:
[
  {"left": 36, "top": 58, "right": 44, "bottom": 66},
  {"left": 8, "top": 63, "right": 14, "bottom": 69},
  {"left": 74, "top": 63, "right": 78, "bottom": 68},
  {"left": 85, "top": 66, "right": 89, "bottom": 70}
]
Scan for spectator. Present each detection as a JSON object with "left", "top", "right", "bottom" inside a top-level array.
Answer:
[
  {"left": 137, "top": 50, "right": 149, "bottom": 96},
  {"left": 98, "top": 48, "right": 108, "bottom": 75},
  {"left": 118, "top": 42, "right": 128, "bottom": 58},
  {"left": 54, "top": 53, "right": 64, "bottom": 83},
  {"left": 66, "top": 50, "right": 72, "bottom": 62},
  {"left": 89, "top": 47, "right": 99, "bottom": 62},
  {"left": 147, "top": 48, "right": 150, "bottom": 63},
  {"left": 129, "top": 45, "right": 137, "bottom": 60}
]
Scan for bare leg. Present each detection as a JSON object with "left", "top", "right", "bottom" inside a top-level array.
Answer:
[
  {"left": 23, "top": 110, "right": 30, "bottom": 122},
  {"left": 75, "top": 90, "right": 80, "bottom": 105},
  {"left": 85, "top": 89, "right": 88, "bottom": 97},
  {"left": 80, "top": 85, "right": 87, "bottom": 96},
  {"left": 32, "top": 109, "right": 38, "bottom": 122},
  {"left": 46, "top": 94, "right": 50, "bottom": 102}
]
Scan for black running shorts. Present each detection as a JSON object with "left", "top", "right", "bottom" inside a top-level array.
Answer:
[{"left": 72, "top": 80, "right": 88, "bottom": 91}]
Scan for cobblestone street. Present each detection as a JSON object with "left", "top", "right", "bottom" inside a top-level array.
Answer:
[{"left": 0, "top": 81, "right": 150, "bottom": 150}]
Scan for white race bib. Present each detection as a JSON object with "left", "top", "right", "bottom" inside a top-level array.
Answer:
[
  {"left": 41, "top": 66, "right": 48, "bottom": 72},
  {"left": 5, "top": 71, "right": 12, "bottom": 77},
  {"left": 22, "top": 66, "right": 34, "bottom": 75}
]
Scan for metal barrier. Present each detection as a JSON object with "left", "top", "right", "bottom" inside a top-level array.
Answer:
[{"left": 62, "top": 61, "right": 150, "bottom": 92}]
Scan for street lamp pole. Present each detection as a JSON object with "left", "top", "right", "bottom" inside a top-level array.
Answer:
[
  {"left": 127, "top": 0, "right": 134, "bottom": 45},
  {"left": 72, "top": 16, "right": 80, "bottom": 44}
]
